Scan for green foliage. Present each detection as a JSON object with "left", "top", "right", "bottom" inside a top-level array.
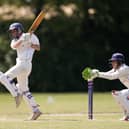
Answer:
[
  {"left": 0, "top": 0, "right": 24, "bottom": 5},
  {"left": 0, "top": 36, "right": 14, "bottom": 71}
]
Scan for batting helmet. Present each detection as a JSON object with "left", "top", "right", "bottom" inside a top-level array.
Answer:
[
  {"left": 109, "top": 53, "right": 125, "bottom": 63},
  {"left": 8, "top": 22, "right": 24, "bottom": 39},
  {"left": 8, "top": 22, "right": 24, "bottom": 32}
]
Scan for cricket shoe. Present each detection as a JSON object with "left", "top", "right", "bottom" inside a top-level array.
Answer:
[
  {"left": 14, "top": 93, "right": 23, "bottom": 108},
  {"left": 120, "top": 116, "right": 129, "bottom": 121},
  {"left": 29, "top": 110, "right": 42, "bottom": 120}
]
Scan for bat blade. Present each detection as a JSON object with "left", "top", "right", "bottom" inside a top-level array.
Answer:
[{"left": 28, "top": 9, "right": 46, "bottom": 33}]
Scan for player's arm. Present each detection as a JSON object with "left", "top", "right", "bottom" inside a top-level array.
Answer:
[
  {"left": 98, "top": 70, "right": 119, "bottom": 80},
  {"left": 98, "top": 67, "right": 129, "bottom": 80},
  {"left": 11, "top": 33, "right": 31, "bottom": 49},
  {"left": 31, "top": 44, "right": 40, "bottom": 51},
  {"left": 31, "top": 34, "right": 40, "bottom": 51},
  {"left": 89, "top": 69, "right": 119, "bottom": 80},
  {"left": 10, "top": 39, "right": 22, "bottom": 49}
]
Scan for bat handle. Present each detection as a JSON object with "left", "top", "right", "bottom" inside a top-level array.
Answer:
[{"left": 29, "top": 30, "right": 34, "bottom": 35}]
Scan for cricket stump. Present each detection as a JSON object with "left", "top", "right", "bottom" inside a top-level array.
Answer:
[{"left": 88, "top": 79, "right": 93, "bottom": 120}]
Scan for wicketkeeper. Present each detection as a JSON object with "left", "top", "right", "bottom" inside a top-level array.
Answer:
[{"left": 83, "top": 52, "right": 129, "bottom": 121}]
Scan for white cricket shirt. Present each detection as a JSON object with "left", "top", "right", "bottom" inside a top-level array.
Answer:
[
  {"left": 98, "top": 64, "right": 129, "bottom": 89},
  {"left": 11, "top": 33, "right": 39, "bottom": 62}
]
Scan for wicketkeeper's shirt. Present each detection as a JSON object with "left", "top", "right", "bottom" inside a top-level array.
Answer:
[{"left": 98, "top": 64, "right": 129, "bottom": 89}]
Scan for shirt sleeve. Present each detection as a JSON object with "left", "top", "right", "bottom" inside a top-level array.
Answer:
[
  {"left": 10, "top": 40, "right": 16, "bottom": 50},
  {"left": 98, "top": 70, "right": 119, "bottom": 80},
  {"left": 98, "top": 67, "right": 129, "bottom": 80},
  {"left": 31, "top": 34, "right": 40, "bottom": 45}
]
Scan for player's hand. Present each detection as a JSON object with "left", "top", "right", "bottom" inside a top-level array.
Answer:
[
  {"left": 92, "top": 69, "right": 99, "bottom": 76},
  {"left": 19, "top": 33, "right": 32, "bottom": 47},
  {"left": 20, "top": 33, "right": 31, "bottom": 42},
  {"left": 90, "top": 69, "right": 99, "bottom": 80}
]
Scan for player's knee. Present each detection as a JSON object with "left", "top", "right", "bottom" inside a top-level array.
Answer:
[
  {"left": 0, "top": 73, "right": 14, "bottom": 85},
  {"left": 121, "top": 89, "right": 129, "bottom": 95}
]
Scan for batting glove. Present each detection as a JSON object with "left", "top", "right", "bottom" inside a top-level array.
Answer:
[
  {"left": 20, "top": 33, "right": 31, "bottom": 42},
  {"left": 19, "top": 33, "right": 32, "bottom": 47}
]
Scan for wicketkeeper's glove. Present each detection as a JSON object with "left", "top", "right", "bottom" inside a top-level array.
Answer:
[
  {"left": 82, "top": 67, "right": 99, "bottom": 81},
  {"left": 91, "top": 69, "right": 99, "bottom": 79}
]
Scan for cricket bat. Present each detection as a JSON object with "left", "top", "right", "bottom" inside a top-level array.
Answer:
[{"left": 28, "top": 9, "right": 46, "bottom": 33}]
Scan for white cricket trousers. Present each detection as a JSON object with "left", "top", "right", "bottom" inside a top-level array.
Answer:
[
  {"left": 5, "top": 59, "right": 39, "bottom": 112},
  {"left": 0, "top": 71, "right": 18, "bottom": 97},
  {"left": 112, "top": 89, "right": 129, "bottom": 116},
  {"left": 5, "top": 59, "right": 31, "bottom": 92}
]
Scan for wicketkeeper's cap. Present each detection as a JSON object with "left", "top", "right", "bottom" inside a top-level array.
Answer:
[{"left": 109, "top": 53, "right": 125, "bottom": 63}]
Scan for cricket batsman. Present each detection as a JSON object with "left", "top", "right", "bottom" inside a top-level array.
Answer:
[
  {"left": 5, "top": 22, "right": 42, "bottom": 120},
  {"left": 83, "top": 53, "right": 129, "bottom": 121}
]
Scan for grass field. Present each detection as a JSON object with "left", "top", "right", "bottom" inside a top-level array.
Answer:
[{"left": 0, "top": 92, "right": 129, "bottom": 129}]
